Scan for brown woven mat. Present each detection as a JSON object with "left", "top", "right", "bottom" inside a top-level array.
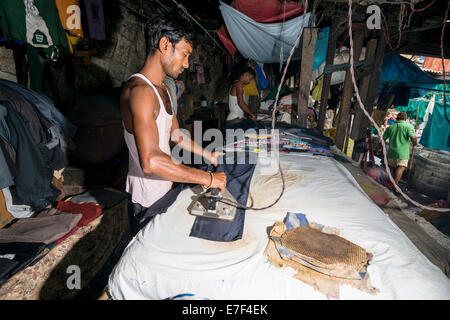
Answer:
[
  {"left": 281, "top": 226, "right": 368, "bottom": 270},
  {"left": 265, "top": 222, "right": 377, "bottom": 299}
]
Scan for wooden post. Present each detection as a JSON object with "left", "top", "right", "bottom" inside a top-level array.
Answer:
[
  {"left": 296, "top": 28, "right": 318, "bottom": 127},
  {"left": 318, "top": 21, "right": 339, "bottom": 132},
  {"left": 350, "top": 38, "right": 378, "bottom": 142},
  {"left": 351, "top": 33, "right": 386, "bottom": 160},
  {"left": 357, "top": 34, "right": 386, "bottom": 137},
  {"left": 335, "top": 26, "right": 365, "bottom": 150}
]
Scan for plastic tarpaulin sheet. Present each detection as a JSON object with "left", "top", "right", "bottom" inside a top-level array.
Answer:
[
  {"left": 108, "top": 153, "right": 450, "bottom": 300},
  {"left": 219, "top": 2, "right": 311, "bottom": 63},
  {"left": 379, "top": 54, "right": 444, "bottom": 91},
  {"left": 218, "top": 0, "right": 304, "bottom": 56},
  {"left": 420, "top": 101, "right": 450, "bottom": 151}
]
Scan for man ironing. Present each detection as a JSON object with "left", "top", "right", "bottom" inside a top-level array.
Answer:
[
  {"left": 226, "top": 67, "right": 257, "bottom": 124},
  {"left": 120, "top": 12, "right": 226, "bottom": 229}
]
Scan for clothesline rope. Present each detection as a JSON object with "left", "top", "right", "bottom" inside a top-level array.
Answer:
[
  {"left": 347, "top": 0, "right": 450, "bottom": 212},
  {"left": 170, "top": 0, "right": 229, "bottom": 55}
]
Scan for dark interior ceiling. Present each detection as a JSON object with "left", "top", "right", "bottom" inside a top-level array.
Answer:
[{"left": 148, "top": 0, "right": 449, "bottom": 59}]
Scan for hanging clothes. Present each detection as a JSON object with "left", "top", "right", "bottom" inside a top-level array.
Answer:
[
  {"left": 0, "top": 0, "right": 68, "bottom": 55},
  {"left": 0, "top": 79, "right": 77, "bottom": 150},
  {"left": 83, "top": 0, "right": 106, "bottom": 40},
  {"left": 420, "top": 101, "right": 450, "bottom": 152},
  {"left": 55, "top": 0, "right": 84, "bottom": 38},
  {"left": 0, "top": 83, "right": 67, "bottom": 170},
  {"left": 312, "top": 75, "right": 331, "bottom": 101},
  {"left": 0, "top": 0, "right": 69, "bottom": 90}
]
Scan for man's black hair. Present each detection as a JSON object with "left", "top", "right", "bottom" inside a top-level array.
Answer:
[
  {"left": 240, "top": 67, "right": 256, "bottom": 78},
  {"left": 144, "top": 10, "right": 195, "bottom": 56}
]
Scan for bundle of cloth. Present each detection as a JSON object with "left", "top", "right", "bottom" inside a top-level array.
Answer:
[
  {"left": 0, "top": 187, "right": 127, "bottom": 287},
  {"left": 0, "top": 80, "right": 77, "bottom": 216},
  {"left": 0, "top": 80, "right": 81, "bottom": 286}
]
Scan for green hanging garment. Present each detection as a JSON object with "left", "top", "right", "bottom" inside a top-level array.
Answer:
[{"left": 0, "top": 0, "right": 68, "bottom": 90}]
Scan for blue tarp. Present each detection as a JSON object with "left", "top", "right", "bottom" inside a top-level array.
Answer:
[
  {"left": 379, "top": 53, "right": 444, "bottom": 92},
  {"left": 220, "top": 2, "right": 317, "bottom": 64}
]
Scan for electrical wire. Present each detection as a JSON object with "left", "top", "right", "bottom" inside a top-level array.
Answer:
[
  {"left": 170, "top": 0, "right": 229, "bottom": 55},
  {"left": 347, "top": 0, "right": 450, "bottom": 213}
]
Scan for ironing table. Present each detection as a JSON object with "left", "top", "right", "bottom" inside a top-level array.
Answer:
[{"left": 108, "top": 152, "right": 450, "bottom": 300}]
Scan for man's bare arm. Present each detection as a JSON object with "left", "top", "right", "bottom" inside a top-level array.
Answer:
[
  {"left": 411, "top": 136, "right": 417, "bottom": 146},
  {"left": 170, "top": 115, "right": 205, "bottom": 157},
  {"left": 129, "top": 86, "right": 226, "bottom": 191}
]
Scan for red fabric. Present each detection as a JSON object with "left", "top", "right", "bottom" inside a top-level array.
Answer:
[
  {"left": 218, "top": 0, "right": 304, "bottom": 56},
  {"left": 232, "top": 0, "right": 304, "bottom": 23},
  {"left": 56, "top": 226, "right": 79, "bottom": 244},
  {"left": 56, "top": 201, "right": 102, "bottom": 227}
]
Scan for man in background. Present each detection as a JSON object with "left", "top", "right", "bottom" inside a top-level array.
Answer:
[
  {"left": 226, "top": 67, "right": 257, "bottom": 124},
  {"left": 383, "top": 112, "right": 417, "bottom": 185}
]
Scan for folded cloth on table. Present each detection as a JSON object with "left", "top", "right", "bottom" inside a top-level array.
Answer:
[
  {"left": 56, "top": 226, "right": 79, "bottom": 244},
  {"left": 56, "top": 201, "right": 102, "bottom": 227},
  {"left": 0, "top": 211, "right": 82, "bottom": 244},
  {"left": 0, "top": 242, "right": 47, "bottom": 286}
]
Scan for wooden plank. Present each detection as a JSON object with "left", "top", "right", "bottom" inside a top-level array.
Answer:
[
  {"left": 296, "top": 28, "right": 317, "bottom": 127},
  {"left": 335, "top": 26, "right": 365, "bottom": 150},
  {"left": 351, "top": 34, "right": 386, "bottom": 160},
  {"left": 317, "top": 21, "right": 339, "bottom": 132},
  {"left": 350, "top": 38, "right": 378, "bottom": 142}
]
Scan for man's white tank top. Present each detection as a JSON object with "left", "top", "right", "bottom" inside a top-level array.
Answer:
[
  {"left": 226, "top": 82, "right": 249, "bottom": 121},
  {"left": 124, "top": 73, "right": 174, "bottom": 207}
]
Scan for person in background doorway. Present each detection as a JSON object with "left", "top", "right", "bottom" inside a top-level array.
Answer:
[
  {"left": 382, "top": 112, "right": 417, "bottom": 186},
  {"left": 226, "top": 67, "right": 257, "bottom": 124}
]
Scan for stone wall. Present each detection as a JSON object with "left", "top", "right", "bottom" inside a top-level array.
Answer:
[{"left": 0, "top": 47, "right": 17, "bottom": 82}]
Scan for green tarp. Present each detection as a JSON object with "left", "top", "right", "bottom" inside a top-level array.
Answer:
[{"left": 420, "top": 101, "right": 450, "bottom": 152}]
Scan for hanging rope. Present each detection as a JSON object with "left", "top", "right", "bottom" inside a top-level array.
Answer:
[
  {"left": 347, "top": 0, "right": 450, "bottom": 212},
  {"left": 440, "top": 0, "right": 450, "bottom": 123},
  {"left": 170, "top": 0, "right": 229, "bottom": 55}
]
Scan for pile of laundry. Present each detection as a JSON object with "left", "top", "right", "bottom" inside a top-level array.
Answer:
[
  {"left": 223, "top": 121, "right": 334, "bottom": 157},
  {"left": 0, "top": 187, "right": 127, "bottom": 287}
]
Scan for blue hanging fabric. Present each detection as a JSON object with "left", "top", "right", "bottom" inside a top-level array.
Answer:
[
  {"left": 313, "top": 27, "right": 329, "bottom": 70},
  {"left": 219, "top": 1, "right": 311, "bottom": 63},
  {"left": 255, "top": 63, "right": 268, "bottom": 90}
]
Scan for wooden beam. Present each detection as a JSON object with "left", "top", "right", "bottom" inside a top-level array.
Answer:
[
  {"left": 350, "top": 38, "right": 378, "bottom": 141},
  {"left": 351, "top": 33, "right": 386, "bottom": 161},
  {"left": 335, "top": 26, "right": 365, "bottom": 150},
  {"left": 296, "top": 28, "right": 318, "bottom": 127},
  {"left": 317, "top": 21, "right": 339, "bottom": 132}
]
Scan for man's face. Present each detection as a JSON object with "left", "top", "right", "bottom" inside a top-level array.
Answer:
[
  {"left": 242, "top": 72, "right": 254, "bottom": 85},
  {"left": 162, "top": 37, "right": 193, "bottom": 79}
]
